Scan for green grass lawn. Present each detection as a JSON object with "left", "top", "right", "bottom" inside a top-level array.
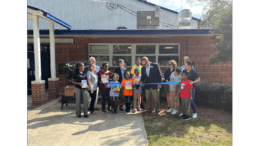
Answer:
[{"left": 143, "top": 111, "right": 232, "bottom": 146}]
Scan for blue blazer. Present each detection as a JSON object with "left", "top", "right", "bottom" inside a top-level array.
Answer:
[{"left": 83, "top": 65, "right": 100, "bottom": 74}]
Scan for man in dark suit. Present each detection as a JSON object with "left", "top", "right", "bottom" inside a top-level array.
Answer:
[
  {"left": 140, "top": 57, "right": 162, "bottom": 115},
  {"left": 114, "top": 59, "right": 128, "bottom": 111}
]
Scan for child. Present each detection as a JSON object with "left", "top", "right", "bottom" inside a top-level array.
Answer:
[
  {"left": 179, "top": 72, "right": 193, "bottom": 121},
  {"left": 132, "top": 68, "right": 142, "bottom": 113},
  {"left": 121, "top": 71, "right": 134, "bottom": 113},
  {"left": 107, "top": 73, "right": 121, "bottom": 114},
  {"left": 166, "top": 67, "right": 181, "bottom": 115}
]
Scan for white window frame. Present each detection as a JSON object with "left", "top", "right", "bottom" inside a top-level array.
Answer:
[{"left": 88, "top": 43, "right": 180, "bottom": 67}]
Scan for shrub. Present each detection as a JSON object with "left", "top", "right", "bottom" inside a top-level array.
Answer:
[{"left": 195, "top": 81, "right": 232, "bottom": 113}]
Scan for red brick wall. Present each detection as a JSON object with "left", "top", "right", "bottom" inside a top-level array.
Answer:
[
  {"left": 29, "top": 35, "right": 232, "bottom": 92},
  {"left": 31, "top": 83, "right": 46, "bottom": 104},
  {"left": 48, "top": 80, "right": 59, "bottom": 98}
]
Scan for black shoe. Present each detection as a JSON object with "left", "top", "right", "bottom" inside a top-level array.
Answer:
[
  {"left": 102, "top": 110, "right": 107, "bottom": 113},
  {"left": 119, "top": 107, "right": 123, "bottom": 111},
  {"left": 131, "top": 105, "right": 133, "bottom": 108},
  {"left": 114, "top": 109, "right": 117, "bottom": 114},
  {"left": 78, "top": 115, "right": 81, "bottom": 118},
  {"left": 84, "top": 115, "right": 88, "bottom": 118},
  {"left": 140, "top": 103, "right": 145, "bottom": 108},
  {"left": 180, "top": 113, "right": 185, "bottom": 118},
  {"left": 182, "top": 115, "right": 191, "bottom": 121}
]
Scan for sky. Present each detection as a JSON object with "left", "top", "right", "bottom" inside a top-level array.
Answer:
[{"left": 147, "top": 0, "right": 206, "bottom": 19}]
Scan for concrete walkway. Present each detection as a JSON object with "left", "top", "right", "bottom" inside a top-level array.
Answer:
[{"left": 28, "top": 98, "right": 148, "bottom": 146}]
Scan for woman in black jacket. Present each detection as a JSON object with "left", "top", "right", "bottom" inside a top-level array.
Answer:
[{"left": 164, "top": 60, "right": 177, "bottom": 110}]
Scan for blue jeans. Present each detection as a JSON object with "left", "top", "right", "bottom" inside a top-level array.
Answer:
[{"left": 189, "top": 87, "right": 196, "bottom": 113}]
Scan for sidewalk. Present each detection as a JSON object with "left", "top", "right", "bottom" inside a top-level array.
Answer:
[{"left": 27, "top": 100, "right": 148, "bottom": 146}]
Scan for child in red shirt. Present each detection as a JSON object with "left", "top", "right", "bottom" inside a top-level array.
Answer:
[
  {"left": 121, "top": 71, "right": 134, "bottom": 113},
  {"left": 179, "top": 72, "right": 193, "bottom": 121}
]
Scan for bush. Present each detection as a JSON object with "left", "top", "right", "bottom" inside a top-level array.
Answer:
[{"left": 195, "top": 81, "right": 232, "bottom": 113}]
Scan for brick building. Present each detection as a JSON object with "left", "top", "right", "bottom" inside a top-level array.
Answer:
[
  {"left": 27, "top": 29, "right": 232, "bottom": 95},
  {"left": 27, "top": 3, "right": 232, "bottom": 105}
]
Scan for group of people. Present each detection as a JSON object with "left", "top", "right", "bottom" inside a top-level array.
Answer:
[{"left": 71, "top": 55, "right": 200, "bottom": 121}]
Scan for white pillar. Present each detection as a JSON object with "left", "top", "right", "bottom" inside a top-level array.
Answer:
[
  {"left": 33, "top": 15, "right": 42, "bottom": 81},
  {"left": 49, "top": 22, "right": 56, "bottom": 79}
]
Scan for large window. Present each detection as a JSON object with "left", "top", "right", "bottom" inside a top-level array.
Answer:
[
  {"left": 158, "top": 45, "right": 179, "bottom": 66},
  {"left": 89, "top": 45, "right": 109, "bottom": 66},
  {"left": 89, "top": 43, "right": 180, "bottom": 67}
]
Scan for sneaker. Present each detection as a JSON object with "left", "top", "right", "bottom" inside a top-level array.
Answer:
[
  {"left": 166, "top": 109, "right": 173, "bottom": 113},
  {"left": 119, "top": 107, "right": 123, "bottom": 111},
  {"left": 179, "top": 113, "right": 184, "bottom": 117},
  {"left": 182, "top": 115, "right": 191, "bottom": 121},
  {"left": 171, "top": 110, "right": 178, "bottom": 115},
  {"left": 192, "top": 113, "right": 197, "bottom": 119}
]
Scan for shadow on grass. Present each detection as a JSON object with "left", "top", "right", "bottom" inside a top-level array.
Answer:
[{"left": 141, "top": 100, "right": 232, "bottom": 145}]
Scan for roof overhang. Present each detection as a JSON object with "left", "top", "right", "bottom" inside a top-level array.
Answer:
[
  {"left": 27, "top": 29, "right": 213, "bottom": 35},
  {"left": 27, "top": 5, "right": 72, "bottom": 30}
]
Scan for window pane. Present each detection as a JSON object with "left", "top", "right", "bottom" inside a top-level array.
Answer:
[
  {"left": 136, "top": 45, "right": 155, "bottom": 54},
  {"left": 28, "top": 45, "right": 33, "bottom": 51},
  {"left": 113, "top": 45, "right": 131, "bottom": 54},
  {"left": 90, "top": 45, "right": 109, "bottom": 54},
  {"left": 159, "top": 45, "right": 178, "bottom": 54},
  {"left": 136, "top": 56, "right": 156, "bottom": 65},
  {"left": 158, "top": 56, "right": 179, "bottom": 66},
  {"left": 112, "top": 56, "right": 132, "bottom": 66},
  {"left": 89, "top": 56, "right": 109, "bottom": 66}
]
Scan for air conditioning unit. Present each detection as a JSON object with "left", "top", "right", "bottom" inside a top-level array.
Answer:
[
  {"left": 137, "top": 11, "right": 159, "bottom": 30},
  {"left": 178, "top": 9, "right": 192, "bottom": 29},
  {"left": 155, "top": 6, "right": 160, "bottom": 17}
]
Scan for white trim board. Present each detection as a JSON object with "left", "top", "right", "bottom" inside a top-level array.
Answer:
[{"left": 27, "top": 38, "right": 73, "bottom": 43}]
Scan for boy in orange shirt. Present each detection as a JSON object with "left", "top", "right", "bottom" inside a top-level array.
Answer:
[{"left": 121, "top": 71, "right": 134, "bottom": 113}]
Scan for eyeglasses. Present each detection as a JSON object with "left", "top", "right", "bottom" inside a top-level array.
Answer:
[{"left": 168, "top": 64, "right": 173, "bottom": 65}]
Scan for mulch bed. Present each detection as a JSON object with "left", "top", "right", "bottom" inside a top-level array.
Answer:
[{"left": 141, "top": 100, "right": 232, "bottom": 124}]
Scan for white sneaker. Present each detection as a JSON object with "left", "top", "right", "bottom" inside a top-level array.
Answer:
[
  {"left": 192, "top": 113, "right": 197, "bottom": 118},
  {"left": 166, "top": 108, "right": 173, "bottom": 113},
  {"left": 171, "top": 110, "right": 178, "bottom": 115},
  {"left": 179, "top": 113, "right": 183, "bottom": 117}
]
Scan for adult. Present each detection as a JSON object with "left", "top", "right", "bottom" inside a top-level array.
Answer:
[
  {"left": 97, "top": 62, "right": 112, "bottom": 112},
  {"left": 84, "top": 57, "right": 101, "bottom": 74},
  {"left": 164, "top": 60, "right": 177, "bottom": 110},
  {"left": 140, "top": 57, "right": 162, "bottom": 115},
  {"left": 84, "top": 57, "right": 100, "bottom": 111},
  {"left": 131, "top": 57, "right": 143, "bottom": 77},
  {"left": 114, "top": 59, "right": 128, "bottom": 111},
  {"left": 87, "top": 63, "right": 99, "bottom": 115},
  {"left": 181, "top": 60, "right": 200, "bottom": 118},
  {"left": 180, "top": 56, "right": 194, "bottom": 72},
  {"left": 71, "top": 62, "right": 89, "bottom": 118}
]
